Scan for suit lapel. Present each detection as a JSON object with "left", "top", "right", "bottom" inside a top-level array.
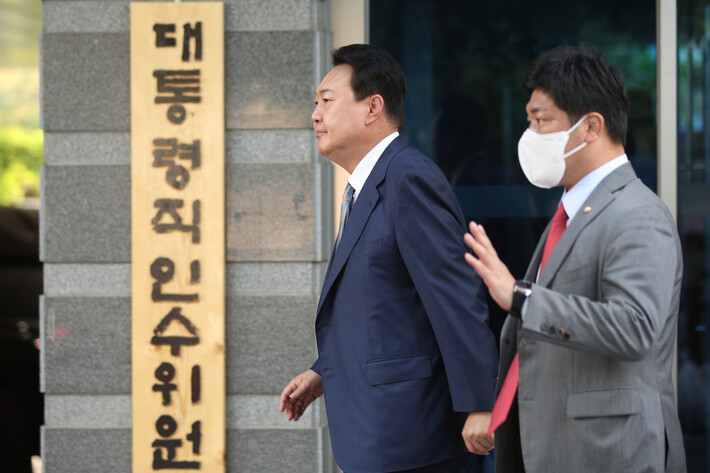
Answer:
[
  {"left": 525, "top": 218, "right": 552, "bottom": 281},
  {"left": 316, "top": 137, "right": 407, "bottom": 316},
  {"left": 536, "top": 163, "right": 637, "bottom": 287}
]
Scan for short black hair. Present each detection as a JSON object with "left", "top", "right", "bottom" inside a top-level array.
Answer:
[
  {"left": 523, "top": 45, "right": 629, "bottom": 145},
  {"left": 332, "top": 44, "right": 406, "bottom": 128}
]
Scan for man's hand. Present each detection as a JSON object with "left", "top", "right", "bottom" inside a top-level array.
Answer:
[
  {"left": 464, "top": 221, "right": 516, "bottom": 312},
  {"left": 462, "top": 411, "right": 494, "bottom": 455},
  {"left": 279, "top": 369, "right": 323, "bottom": 421}
]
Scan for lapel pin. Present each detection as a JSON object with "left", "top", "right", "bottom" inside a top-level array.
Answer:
[{"left": 584, "top": 206, "right": 592, "bottom": 214}]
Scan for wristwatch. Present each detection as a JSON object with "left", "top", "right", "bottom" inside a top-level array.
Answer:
[{"left": 510, "top": 280, "right": 533, "bottom": 318}]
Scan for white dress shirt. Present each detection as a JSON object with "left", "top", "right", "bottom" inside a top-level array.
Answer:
[
  {"left": 559, "top": 153, "right": 629, "bottom": 226},
  {"left": 347, "top": 131, "right": 399, "bottom": 203}
]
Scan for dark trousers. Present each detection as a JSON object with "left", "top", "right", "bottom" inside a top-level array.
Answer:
[{"left": 391, "top": 453, "right": 476, "bottom": 473}]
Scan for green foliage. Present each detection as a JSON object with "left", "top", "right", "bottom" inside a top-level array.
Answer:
[
  {"left": 0, "top": 67, "right": 42, "bottom": 207},
  {"left": 0, "top": 126, "right": 42, "bottom": 206}
]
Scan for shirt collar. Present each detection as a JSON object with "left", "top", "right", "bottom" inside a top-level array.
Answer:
[
  {"left": 348, "top": 131, "right": 399, "bottom": 202},
  {"left": 561, "top": 154, "right": 629, "bottom": 224}
]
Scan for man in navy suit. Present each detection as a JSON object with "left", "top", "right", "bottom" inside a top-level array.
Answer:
[{"left": 280, "top": 44, "right": 498, "bottom": 473}]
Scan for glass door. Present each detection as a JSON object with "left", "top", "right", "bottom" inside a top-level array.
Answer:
[
  {"left": 678, "top": 1, "right": 710, "bottom": 469},
  {"left": 370, "top": 1, "right": 661, "bottom": 471},
  {"left": 371, "top": 0, "right": 657, "bottom": 355}
]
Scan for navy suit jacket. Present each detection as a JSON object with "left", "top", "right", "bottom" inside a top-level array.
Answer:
[{"left": 312, "top": 137, "right": 498, "bottom": 473}]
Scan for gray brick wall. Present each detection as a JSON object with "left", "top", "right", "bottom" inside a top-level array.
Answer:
[{"left": 40, "top": 0, "right": 335, "bottom": 471}]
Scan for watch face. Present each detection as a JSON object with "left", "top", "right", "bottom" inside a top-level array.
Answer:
[{"left": 515, "top": 281, "right": 532, "bottom": 295}]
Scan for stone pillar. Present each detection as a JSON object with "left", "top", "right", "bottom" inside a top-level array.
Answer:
[{"left": 39, "top": 0, "right": 334, "bottom": 471}]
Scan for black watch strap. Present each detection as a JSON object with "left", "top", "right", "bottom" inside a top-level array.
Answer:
[{"left": 510, "top": 280, "right": 533, "bottom": 317}]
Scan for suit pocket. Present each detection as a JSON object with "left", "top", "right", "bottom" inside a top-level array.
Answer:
[
  {"left": 350, "top": 237, "right": 383, "bottom": 258},
  {"left": 566, "top": 387, "right": 641, "bottom": 418},
  {"left": 366, "top": 354, "right": 431, "bottom": 386},
  {"left": 556, "top": 261, "right": 596, "bottom": 281}
]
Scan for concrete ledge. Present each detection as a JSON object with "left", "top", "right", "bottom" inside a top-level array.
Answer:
[
  {"left": 227, "top": 129, "right": 315, "bottom": 164},
  {"left": 43, "top": 394, "right": 327, "bottom": 429},
  {"left": 226, "top": 394, "right": 325, "bottom": 429},
  {"left": 44, "top": 395, "right": 131, "bottom": 428},
  {"left": 43, "top": 1, "right": 128, "bottom": 33},
  {"left": 43, "top": 262, "right": 328, "bottom": 297},
  {"left": 43, "top": 132, "right": 130, "bottom": 166},
  {"left": 227, "top": 261, "right": 328, "bottom": 296},
  {"left": 224, "top": 0, "right": 319, "bottom": 31},
  {"left": 43, "top": 0, "right": 323, "bottom": 33},
  {"left": 43, "top": 264, "right": 131, "bottom": 297},
  {"left": 43, "top": 129, "right": 318, "bottom": 165}
]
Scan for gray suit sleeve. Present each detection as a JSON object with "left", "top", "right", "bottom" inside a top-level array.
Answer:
[{"left": 521, "top": 199, "right": 681, "bottom": 361}]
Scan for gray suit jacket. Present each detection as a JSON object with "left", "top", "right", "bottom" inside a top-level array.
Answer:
[{"left": 495, "top": 163, "right": 686, "bottom": 473}]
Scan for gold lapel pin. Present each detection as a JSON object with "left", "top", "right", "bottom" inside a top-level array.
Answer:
[{"left": 584, "top": 206, "right": 592, "bottom": 214}]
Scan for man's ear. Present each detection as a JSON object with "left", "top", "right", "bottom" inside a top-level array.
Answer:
[
  {"left": 364, "top": 94, "right": 385, "bottom": 125},
  {"left": 583, "top": 112, "right": 605, "bottom": 143}
]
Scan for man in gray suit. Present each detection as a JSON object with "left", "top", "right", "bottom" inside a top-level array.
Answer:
[{"left": 463, "top": 45, "right": 686, "bottom": 473}]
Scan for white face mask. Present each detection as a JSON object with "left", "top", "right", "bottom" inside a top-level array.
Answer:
[{"left": 517, "top": 115, "right": 588, "bottom": 188}]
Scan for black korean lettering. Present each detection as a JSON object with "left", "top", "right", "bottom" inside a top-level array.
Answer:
[
  {"left": 153, "top": 24, "right": 176, "bottom": 47},
  {"left": 156, "top": 415, "right": 178, "bottom": 437},
  {"left": 167, "top": 105, "right": 186, "bottom": 125},
  {"left": 153, "top": 138, "right": 188, "bottom": 189},
  {"left": 153, "top": 70, "right": 201, "bottom": 124},
  {"left": 151, "top": 307, "right": 200, "bottom": 356},
  {"left": 152, "top": 416, "right": 200, "bottom": 470},
  {"left": 153, "top": 138, "right": 178, "bottom": 166},
  {"left": 151, "top": 199, "right": 200, "bottom": 243},
  {"left": 152, "top": 139, "right": 201, "bottom": 189},
  {"left": 153, "top": 70, "right": 201, "bottom": 104},
  {"left": 150, "top": 257, "right": 199, "bottom": 302},
  {"left": 152, "top": 362, "right": 177, "bottom": 406},
  {"left": 182, "top": 22, "right": 202, "bottom": 61},
  {"left": 190, "top": 260, "right": 200, "bottom": 284},
  {"left": 178, "top": 140, "right": 201, "bottom": 168},
  {"left": 191, "top": 365, "right": 201, "bottom": 404},
  {"left": 186, "top": 421, "right": 201, "bottom": 455}
]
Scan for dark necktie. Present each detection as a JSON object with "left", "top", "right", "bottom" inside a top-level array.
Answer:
[
  {"left": 488, "top": 203, "right": 568, "bottom": 435},
  {"left": 334, "top": 183, "right": 355, "bottom": 249}
]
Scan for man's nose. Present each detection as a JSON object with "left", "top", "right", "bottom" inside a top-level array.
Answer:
[{"left": 311, "top": 105, "right": 321, "bottom": 123}]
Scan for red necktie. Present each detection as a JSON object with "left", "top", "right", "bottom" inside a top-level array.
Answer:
[
  {"left": 488, "top": 203, "right": 568, "bottom": 435},
  {"left": 539, "top": 203, "right": 569, "bottom": 277}
]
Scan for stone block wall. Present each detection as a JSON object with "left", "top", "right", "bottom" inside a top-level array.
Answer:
[{"left": 39, "top": 0, "right": 335, "bottom": 471}]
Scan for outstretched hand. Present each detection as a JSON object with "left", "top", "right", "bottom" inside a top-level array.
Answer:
[
  {"left": 464, "top": 221, "right": 516, "bottom": 312},
  {"left": 279, "top": 369, "right": 323, "bottom": 421}
]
